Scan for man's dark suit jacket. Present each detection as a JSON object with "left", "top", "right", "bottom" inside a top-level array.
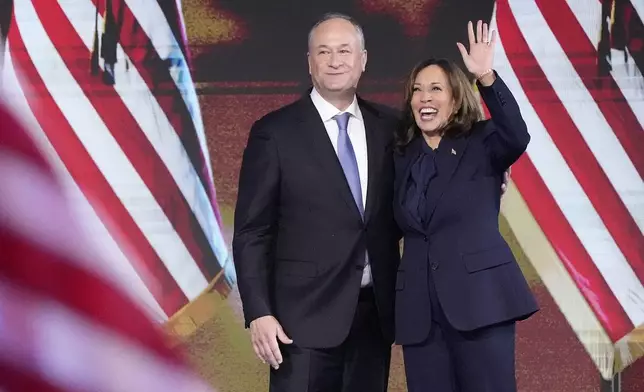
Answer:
[
  {"left": 393, "top": 75, "right": 539, "bottom": 346},
  {"left": 233, "top": 92, "right": 401, "bottom": 348}
]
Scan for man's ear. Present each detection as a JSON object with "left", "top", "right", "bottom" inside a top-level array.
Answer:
[
  {"left": 361, "top": 49, "right": 367, "bottom": 72},
  {"left": 307, "top": 52, "right": 312, "bottom": 75}
]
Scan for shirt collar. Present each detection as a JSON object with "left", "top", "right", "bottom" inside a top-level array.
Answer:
[{"left": 310, "top": 87, "right": 363, "bottom": 123}]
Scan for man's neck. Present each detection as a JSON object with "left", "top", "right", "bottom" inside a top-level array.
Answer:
[{"left": 317, "top": 89, "right": 355, "bottom": 112}]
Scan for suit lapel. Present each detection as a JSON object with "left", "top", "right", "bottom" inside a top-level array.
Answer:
[
  {"left": 395, "top": 139, "right": 426, "bottom": 234},
  {"left": 360, "top": 99, "right": 386, "bottom": 225},
  {"left": 425, "top": 135, "right": 471, "bottom": 223},
  {"left": 295, "top": 96, "right": 363, "bottom": 221}
]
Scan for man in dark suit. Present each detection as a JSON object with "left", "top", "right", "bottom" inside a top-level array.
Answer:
[{"left": 232, "top": 12, "right": 400, "bottom": 392}]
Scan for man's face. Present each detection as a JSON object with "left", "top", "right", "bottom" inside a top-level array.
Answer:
[{"left": 308, "top": 18, "right": 367, "bottom": 98}]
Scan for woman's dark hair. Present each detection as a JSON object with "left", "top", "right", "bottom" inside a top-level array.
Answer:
[{"left": 395, "top": 58, "right": 483, "bottom": 152}]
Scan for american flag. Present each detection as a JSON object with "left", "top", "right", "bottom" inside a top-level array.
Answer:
[
  {"left": 1, "top": 0, "right": 235, "bottom": 323},
  {"left": 489, "top": 0, "right": 644, "bottom": 379},
  {"left": 0, "top": 95, "right": 215, "bottom": 391}
]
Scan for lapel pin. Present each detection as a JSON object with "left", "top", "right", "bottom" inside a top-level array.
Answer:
[{"left": 451, "top": 148, "right": 456, "bottom": 155}]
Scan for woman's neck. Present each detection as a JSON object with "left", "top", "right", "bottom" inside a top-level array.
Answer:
[{"left": 422, "top": 132, "right": 442, "bottom": 150}]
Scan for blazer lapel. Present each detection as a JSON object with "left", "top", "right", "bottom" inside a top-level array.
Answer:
[
  {"left": 425, "top": 134, "right": 471, "bottom": 223},
  {"left": 360, "top": 100, "right": 387, "bottom": 225},
  {"left": 395, "top": 139, "right": 426, "bottom": 234},
  {"left": 295, "top": 96, "right": 363, "bottom": 221}
]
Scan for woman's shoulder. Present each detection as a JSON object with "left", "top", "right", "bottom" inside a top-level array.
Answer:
[
  {"left": 393, "top": 138, "right": 421, "bottom": 172},
  {"left": 394, "top": 136, "right": 421, "bottom": 158}
]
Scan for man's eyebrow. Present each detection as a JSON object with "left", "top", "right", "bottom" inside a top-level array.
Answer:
[{"left": 314, "top": 43, "right": 352, "bottom": 49}]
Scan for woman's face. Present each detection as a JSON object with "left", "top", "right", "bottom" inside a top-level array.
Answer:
[{"left": 410, "top": 65, "right": 455, "bottom": 134}]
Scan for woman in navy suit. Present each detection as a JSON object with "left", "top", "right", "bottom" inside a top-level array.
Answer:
[{"left": 393, "top": 21, "right": 539, "bottom": 392}]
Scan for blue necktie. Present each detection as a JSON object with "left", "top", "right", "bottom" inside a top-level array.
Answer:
[{"left": 334, "top": 112, "right": 364, "bottom": 218}]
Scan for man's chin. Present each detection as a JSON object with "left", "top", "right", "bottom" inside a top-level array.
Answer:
[{"left": 323, "top": 84, "right": 356, "bottom": 93}]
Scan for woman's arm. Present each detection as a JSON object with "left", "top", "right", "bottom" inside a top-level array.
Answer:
[
  {"left": 456, "top": 21, "right": 530, "bottom": 172},
  {"left": 478, "top": 71, "right": 530, "bottom": 172}
]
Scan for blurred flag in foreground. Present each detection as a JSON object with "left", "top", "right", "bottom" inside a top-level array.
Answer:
[{"left": 0, "top": 93, "right": 215, "bottom": 391}]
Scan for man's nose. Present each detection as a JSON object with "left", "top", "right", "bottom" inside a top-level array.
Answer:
[{"left": 329, "top": 53, "right": 342, "bottom": 67}]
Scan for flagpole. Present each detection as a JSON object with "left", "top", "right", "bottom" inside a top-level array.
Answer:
[{"left": 600, "top": 372, "right": 621, "bottom": 392}]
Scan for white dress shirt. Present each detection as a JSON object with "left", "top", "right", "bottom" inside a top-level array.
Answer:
[{"left": 310, "top": 87, "right": 372, "bottom": 287}]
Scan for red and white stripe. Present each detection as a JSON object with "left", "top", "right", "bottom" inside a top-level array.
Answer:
[
  {"left": 1, "top": 52, "right": 166, "bottom": 321},
  {"left": 121, "top": 0, "right": 211, "bottom": 162},
  {"left": 492, "top": 0, "right": 644, "bottom": 377},
  {"left": 565, "top": 0, "right": 644, "bottom": 130},
  {"left": 632, "top": 1, "right": 644, "bottom": 24},
  {"left": 3, "top": 0, "right": 232, "bottom": 319},
  {"left": 0, "top": 98, "right": 215, "bottom": 392}
]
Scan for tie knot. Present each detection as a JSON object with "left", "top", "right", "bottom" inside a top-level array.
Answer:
[{"left": 334, "top": 112, "right": 351, "bottom": 131}]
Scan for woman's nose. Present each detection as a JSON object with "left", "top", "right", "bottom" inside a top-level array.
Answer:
[{"left": 420, "top": 92, "right": 431, "bottom": 102}]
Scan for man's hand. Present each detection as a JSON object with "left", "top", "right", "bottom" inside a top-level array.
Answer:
[
  {"left": 501, "top": 167, "right": 511, "bottom": 196},
  {"left": 249, "top": 315, "right": 293, "bottom": 369}
]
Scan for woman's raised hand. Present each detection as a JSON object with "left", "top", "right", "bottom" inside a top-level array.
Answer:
[{"left": 456, "top": 20, "right": 496, "bottom": 79}]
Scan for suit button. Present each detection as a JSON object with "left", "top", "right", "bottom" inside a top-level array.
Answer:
[
  {"left": 431, "top": 262, "right": 439, "bottom": 270},
  {"left": 423, "top": 236, "right": 428, "bottom": 242}
]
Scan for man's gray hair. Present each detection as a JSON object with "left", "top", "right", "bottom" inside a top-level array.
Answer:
[{"left": 307, "top": 12, "right": 366, "bottom": 50}]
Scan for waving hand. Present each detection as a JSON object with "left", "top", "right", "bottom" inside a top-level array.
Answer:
[{"left": 457, "top": 20, "right": 495, "bottom": 80}]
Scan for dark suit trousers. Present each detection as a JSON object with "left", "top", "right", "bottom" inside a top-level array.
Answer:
[
  {"left": 402, "top": 268, "right": 516, "bottom": 392},
  {"left": 269, "top": 288, "right": 391, "bottom": 392}
]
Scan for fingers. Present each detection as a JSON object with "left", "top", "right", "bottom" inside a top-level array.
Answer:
[
  {"left": 250, "top": 318, "right": 292, "bottom": 369},
  {"left": 489, "top": 29, "right": 497, "bottom": 46},
  {"left": 456, "top": 42, "right": 468, "bottom": 59},
  {"left": 468, "top": 20, "right": 493, "bottom": 45},
  {"left": 277, "top": 326, "right": 294, "bottom": 345},
  {"left": 251, "top": 333, "right": 267, "bottom": 365},
  {"left": 252, "top": 340, "right": 264, "bottom": 364},
  {"left": 253, "top": 330, "right": 281, "bottom": 368},
  {"left": 500, "top": 170, "right": 510, "bottom": 196},
  {"left": 265, "top": 334, "right": 283, "bottom": 368}
]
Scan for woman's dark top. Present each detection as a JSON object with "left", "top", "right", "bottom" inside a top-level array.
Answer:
[{"left": 393, "top": 74, "right": 539, "bottom": 346}]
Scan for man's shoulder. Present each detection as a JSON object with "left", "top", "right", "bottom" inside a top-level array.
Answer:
[{"left": 253, "top": 97, "right": 307, "bottom": 131}]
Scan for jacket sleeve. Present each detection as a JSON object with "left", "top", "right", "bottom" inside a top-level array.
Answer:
[
  {"left": 478, "top": 71, "right": 531, "bottom": 172},
  {"left": 232, "top": 119, "right": 279, "bottom": 328}
]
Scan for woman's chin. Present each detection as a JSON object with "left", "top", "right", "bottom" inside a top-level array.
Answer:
[{"left": 417, "top": 124, "right": 441, "bottom": 134}]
